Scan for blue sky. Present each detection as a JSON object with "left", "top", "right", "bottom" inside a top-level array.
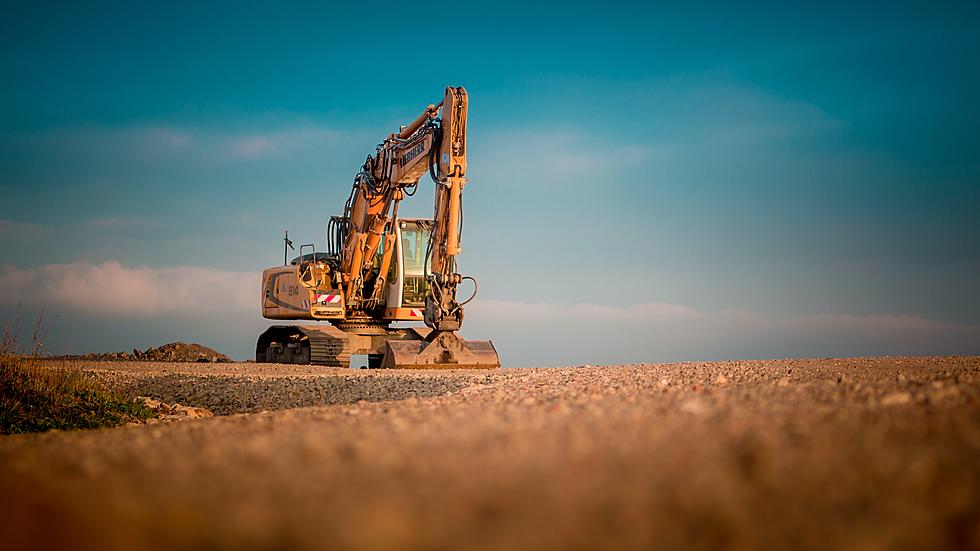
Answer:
[{"left": 1, "top": 1, "right": 978, "bottom": 364}]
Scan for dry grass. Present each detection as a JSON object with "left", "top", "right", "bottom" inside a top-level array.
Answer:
[
  {"left": 0, "top": 356, "right": 155, "bottom": 434},
  {"left": 1, "top": 310, "right": 154, "bottom": 434},
  {"left": 1, "top": 307, "right": 52, "bottom": 357},
  {"left": 0, "top": 309, "right": 21, "bottom": 357}
]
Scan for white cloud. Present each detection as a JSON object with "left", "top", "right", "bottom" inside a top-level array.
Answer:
[
  {"left": 462, "top": 299, "right": 980, "bottom": 367},
  {"left": 0, "top": 219, "right": 56, "bottom": 241},
  {"left": 4, "top": 123, "right": 351, "bottom": 165},
  {"left": 671, "top": 80, "right": 844, "bottom": 147},
  {"left": 32, "top": 126, "right": 194, "bottom": 162},
  {"left": 472, "top": 129, "right": 664, "bottom": 186},
  {"left": 229, "top": 136, "right": 277, "bottom": 159},
  {"left": 224, "top": 128, "right": 347, "bottom": 160},
  {"left": 0, "top": 262, "right": 976, "bottom": 364},
  {"left": 81, "top": 216, "right": 160, "bottom": 231},
  {"left": 469, "top": 77, "right": 841, "bottom": 193},
  {"left": 0, "top": 261, "right": 256, "bottom": 316}
]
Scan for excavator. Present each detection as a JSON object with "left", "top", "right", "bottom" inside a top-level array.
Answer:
[{"left": 256, "top": 86, "right": 500, "bottom": 369}]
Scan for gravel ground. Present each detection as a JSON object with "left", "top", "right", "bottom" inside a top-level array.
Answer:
[
  {"left": 2, "top": 356, "right": 979, "bottom": 550},
  {"left": 78, "top": 361, "right": 494, "bottom": 414}
]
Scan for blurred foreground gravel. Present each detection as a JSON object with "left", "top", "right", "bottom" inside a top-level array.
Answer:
[{"left": 1, "top": 356, "right": 979, "bottom": 550}]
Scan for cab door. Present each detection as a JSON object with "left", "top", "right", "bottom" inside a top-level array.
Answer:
[{"left": 384, "top": 219, "right": 432, "bottom": 320}]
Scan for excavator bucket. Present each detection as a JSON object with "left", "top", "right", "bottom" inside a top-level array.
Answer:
[{"left": 383, "top": 330, "right": 499, "bottom": 369}]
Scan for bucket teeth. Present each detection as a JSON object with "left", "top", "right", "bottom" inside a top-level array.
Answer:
[{"left": 383, "top": 331, "right": 499, "bottom": 369}]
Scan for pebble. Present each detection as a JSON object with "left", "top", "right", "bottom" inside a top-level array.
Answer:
[
  {"left": 880, "top": 392, "right": 912, "bottom": 406},
  {"left": 680, "top": 399, "right": 707, "bottom": 415}
]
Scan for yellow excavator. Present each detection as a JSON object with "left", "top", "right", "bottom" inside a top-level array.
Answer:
[{"left": 256, "top": 86, "right": 500, "bottom": 369}]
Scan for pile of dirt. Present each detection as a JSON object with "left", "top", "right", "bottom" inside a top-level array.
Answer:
[{"left": 66, "top": 342, "right": 231, "bottom": 363}]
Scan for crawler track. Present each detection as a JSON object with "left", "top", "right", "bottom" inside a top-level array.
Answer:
[{"left": 255, "top": 325, "right": 351, "bottom": 367}]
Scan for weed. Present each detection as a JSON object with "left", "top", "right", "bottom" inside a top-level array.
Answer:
[
  {"left": 1, "top": 307, "right": 21, "bottom": 356},
  {"left": 0, "top": 356, "right": 155, "bottom": 434},
  {"left": 1, "top": 306, "right": 51, "bottom": 357},
  {"left": 30, "top": 309, "right": 51, "bottom": 357}
]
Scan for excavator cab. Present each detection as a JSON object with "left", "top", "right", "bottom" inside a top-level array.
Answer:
[{"left": 385, "top": 219, "right": 432, "bottom": 314}]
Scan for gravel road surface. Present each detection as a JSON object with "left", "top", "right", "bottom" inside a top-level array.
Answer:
[{"left": 2, "top": 356, "right": 979, "bottom": 550}]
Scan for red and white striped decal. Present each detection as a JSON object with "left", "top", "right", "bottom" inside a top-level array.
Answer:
[{"left": 315, "top": 293, "right": 342, "bottom": 304}]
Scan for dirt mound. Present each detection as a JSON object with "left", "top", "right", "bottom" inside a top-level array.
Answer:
[
  {"left": 136, "top": 342, "right": 231, "bottom": 363},
  {"left": 67, "top": 342, "right": 231, "bottom": 363}
]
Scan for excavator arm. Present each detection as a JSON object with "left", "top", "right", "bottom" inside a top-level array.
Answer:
[{"left": 339, "top": 87, "right": 471, "bottom": 331}]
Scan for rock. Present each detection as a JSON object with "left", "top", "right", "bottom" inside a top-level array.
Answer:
[
  {"left": 138, "top": 397, "right": 162, "bottom": 410},
  {"left": 929, "top": 386, "right": 959, "bottom": 403},
  {"left": 680, "top": 399, "right": 707, "bottom": 416},
  {"left": 138, "top": 396, "right": 214, "bottom": 419},
  {"left": 169, "top": 404, "right": 213, "bottom": 419}
]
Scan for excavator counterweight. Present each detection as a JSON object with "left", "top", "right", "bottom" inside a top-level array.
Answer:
[{"left": 256, "top": 87, "right": 499, "bottom": 369}]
